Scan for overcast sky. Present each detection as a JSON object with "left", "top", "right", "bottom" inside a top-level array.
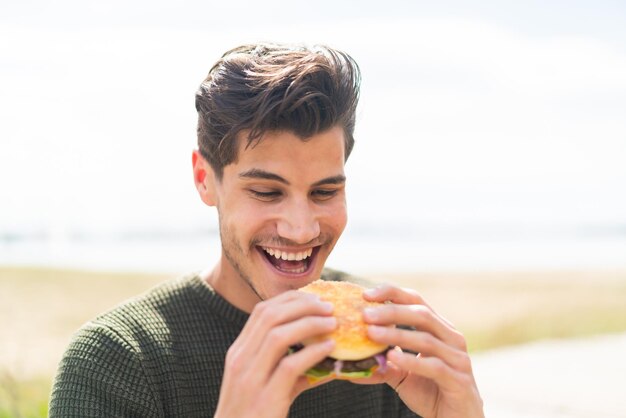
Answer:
[{"left": 1, "top": 0, "right": 625, "bottom": 235}]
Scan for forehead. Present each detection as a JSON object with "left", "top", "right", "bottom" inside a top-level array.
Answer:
[{"left": 227, "top": 127, "right": 346, "bottom": 181}]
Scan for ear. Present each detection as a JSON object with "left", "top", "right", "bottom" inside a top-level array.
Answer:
[{"left": 192, "top": 150, "right": 218, "bottom": 207}]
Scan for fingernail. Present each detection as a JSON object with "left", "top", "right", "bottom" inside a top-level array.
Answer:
[
  {"left": 323, "top": 317, "right": 337, "bottom": 327},
  {"left": 363, "top": 307, "right": 378, "bottom": 320},
  {"left": 321, "top": 302, "right": 334, "bottom": 313},
  {"left": 368, "top": 325, "right": 385, "bottom": 337},
  {"left": 387, "top": 348, "right": 401, "bottom": 361},
  {"left": 363, "top": 287, "right": 379, "bottom": 297}
]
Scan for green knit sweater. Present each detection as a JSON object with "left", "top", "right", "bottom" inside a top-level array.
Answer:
[{"left": 49, "top": 270, "right": 420, "bottom": 417}]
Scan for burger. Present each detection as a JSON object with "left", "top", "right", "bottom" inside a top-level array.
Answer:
[{"left": 294, "top": 279, "right": 391, "bottom": 383}]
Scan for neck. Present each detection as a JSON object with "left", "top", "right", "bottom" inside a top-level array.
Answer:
[{"left": 202, "top": 258, "right": 261, "bottom": 313}]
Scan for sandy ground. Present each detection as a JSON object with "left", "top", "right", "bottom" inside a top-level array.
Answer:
[
  {"left": 2, "top": 268, "right": 626, "bottom": 377},
  {"left": 473, "top": 332, "right": 626, "bottom": 418},
  {"left": 2, "top": 267, "right": 626, "bottom": 416},
  {"left": 0, "top": 268, "right": 171, "bottom": 378}
]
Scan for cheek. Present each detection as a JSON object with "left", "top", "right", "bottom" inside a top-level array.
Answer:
[
  {"left": 221, "top": 202, "right": 275, "bottom": 236},
  {"left": 322, "top": 201, "right": 348, "bottom": 233}
]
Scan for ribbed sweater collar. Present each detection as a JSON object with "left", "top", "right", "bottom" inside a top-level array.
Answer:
[{"left": 187, "top": 273, "right": 250, "bottom": 329}]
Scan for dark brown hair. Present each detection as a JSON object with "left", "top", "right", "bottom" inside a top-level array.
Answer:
[{"left": 195, "top": 43, "right": 361, "bottom": 179}]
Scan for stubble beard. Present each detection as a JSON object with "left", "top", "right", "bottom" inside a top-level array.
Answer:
[
  {"left": 219, "top": 223, "right": 266, "bottom": 302},
  {"left": 218, "top": 218, "right": 338, "bottom": 302}
]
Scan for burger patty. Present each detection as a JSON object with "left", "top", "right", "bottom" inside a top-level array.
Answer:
[
  {"left": 290, "top": 344, "right": 389, "bottom": 372},
  {"left": 313, "top": 356, "right": 379, "bottom": 372}
]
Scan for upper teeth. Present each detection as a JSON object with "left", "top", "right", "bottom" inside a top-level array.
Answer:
[{"left": 263, "top": 247, "right": 313, "bottom": 261}]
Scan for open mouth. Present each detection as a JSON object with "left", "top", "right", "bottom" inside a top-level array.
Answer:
[{"left": 258, "top": 246, "right": 320, "bottom": 275}]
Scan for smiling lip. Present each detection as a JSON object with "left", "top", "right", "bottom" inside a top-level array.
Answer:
[{"left": 257, "top": 245, "right": 320, "bottom": 277}]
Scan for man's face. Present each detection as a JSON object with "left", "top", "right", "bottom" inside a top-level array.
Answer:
[{"left": 213, "top": 126, "right": 347, "bottom": 300}]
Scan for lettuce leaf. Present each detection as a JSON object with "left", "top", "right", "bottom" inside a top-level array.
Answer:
[{"left": 305, "top": 367, "right": 374, "bottom": 380}]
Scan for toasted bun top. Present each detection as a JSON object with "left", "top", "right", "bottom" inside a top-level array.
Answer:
[{"left": 299, "top": 280, "right": 388, "bottom": 360}]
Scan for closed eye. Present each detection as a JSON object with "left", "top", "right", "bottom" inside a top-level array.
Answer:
[
  {"left": 249, "top": 189, "right": 282, "bottom": 201},
  {"left": 311, "top": 189, "right": 339, "bottom": 200}
]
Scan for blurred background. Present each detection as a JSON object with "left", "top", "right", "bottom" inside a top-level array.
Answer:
[
  {"left": 2, "top": 0, "right": 626, "bottom": 274},
  {"left": 1, "top": 1, "right": 626, "bottom": 417}
]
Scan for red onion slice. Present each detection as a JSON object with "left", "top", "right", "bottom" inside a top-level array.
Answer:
[
  {"left": 375, "top": 354, "right": 387, "bottom": 373},
  {"left": 333, "top": 360, "right": 344, "bottom": 376}
]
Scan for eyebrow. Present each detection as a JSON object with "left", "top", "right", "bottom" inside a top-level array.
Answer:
[
  {"left": 312, "top": 174, "right": 346, "bottom": 187},
  {"left": 239, "top": 169, "right": 289, "bottom": 184},
  {"left": 239, "top": 168, "right": 346, "bottom": 187}
]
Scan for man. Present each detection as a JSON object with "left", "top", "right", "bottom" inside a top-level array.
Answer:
[{"left": 50, "top": 43, "right": 483, "bottom": 417}]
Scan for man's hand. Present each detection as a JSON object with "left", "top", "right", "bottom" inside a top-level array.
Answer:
[
  {"left": 214, "top": 290, "right": 337, "bottom": 418},
  {"left": 355, "top": 284, "right": 484, "bottom": 418}
]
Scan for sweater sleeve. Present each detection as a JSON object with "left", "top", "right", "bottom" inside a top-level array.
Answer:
[{"left": 49, "top": 322, "right": 162, "bottom": 418}]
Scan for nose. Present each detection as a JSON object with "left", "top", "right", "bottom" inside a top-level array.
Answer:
[{"left": 276, "top": 198, "right": 321, "bottom": 244}]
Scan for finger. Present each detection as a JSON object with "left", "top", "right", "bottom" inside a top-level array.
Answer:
[
  {"left": 364, "top": 284, "right": 459, "bottom": 340},
  {"left": 363, "top": 284, "right": 430, "bottom": 308},
  {"left": 367, "top": 326, "right": 470, "bottom": 372},
  {"left": 388, "top": 349, "right": 468, "bottom": 393},
  {"left": 363, "top": 303, "right": 465, "bottom": 349},
  {"left": 269, "top": 339, "right": 336, "bottom": 398},
  {"left": 238, "top": 291, "right": 333, "bottom": 357},
  {"left": 254, "top": 315, "right": 337, "bottom": 379},
  {"left": 364, "top": 284, "right": 456, "bottom": 328},
  {"left": 240, "top": 290, "right": 332, "bottom": 338}
]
